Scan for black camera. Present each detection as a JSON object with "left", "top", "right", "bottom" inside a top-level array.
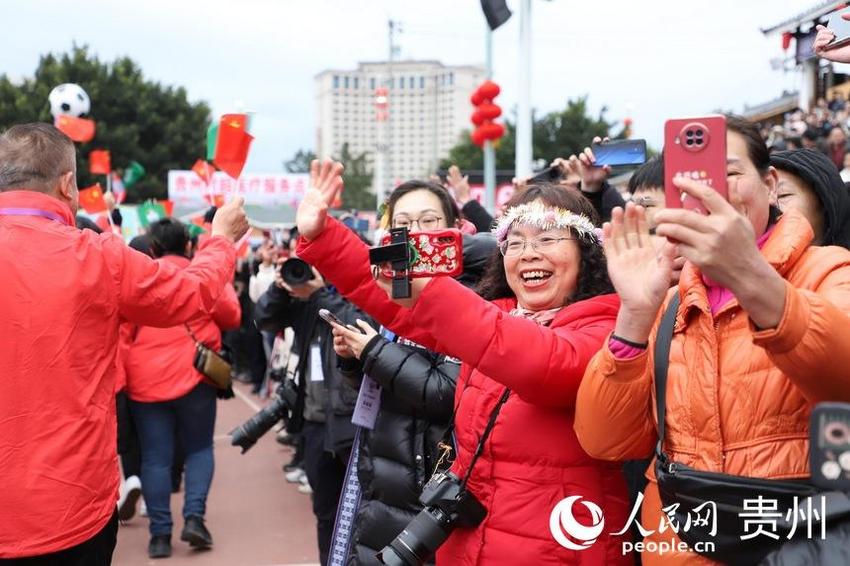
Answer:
[
  {"left": 377, "top": 471, "right": 487, "bottom": 565},
  {"left": 230, "top": 379, "right": 298, "bottom": 453},
  {"left": 280, "top": 258, "right": 314, "bottom": 286}
]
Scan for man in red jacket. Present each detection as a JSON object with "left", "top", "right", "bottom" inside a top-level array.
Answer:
[{"left": 0, "top": 123, "right": 248, "bottom": 564}]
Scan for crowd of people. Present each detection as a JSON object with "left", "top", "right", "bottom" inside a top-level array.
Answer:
[{"left": 4, "top": 20, "right": 850, "bottom": 566}]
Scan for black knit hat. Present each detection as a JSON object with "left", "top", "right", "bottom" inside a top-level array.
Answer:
[{"left": 770, "top": 149, "right": 850, "bottom": 249}]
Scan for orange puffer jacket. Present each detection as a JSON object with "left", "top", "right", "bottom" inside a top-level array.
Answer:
[{"left": 574, "top": 210, "right": 850, "bottom": 565}]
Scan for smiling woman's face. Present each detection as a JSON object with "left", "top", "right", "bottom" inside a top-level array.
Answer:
[{"left": 503, "top": 220, "right": 581, "bottom": 311}]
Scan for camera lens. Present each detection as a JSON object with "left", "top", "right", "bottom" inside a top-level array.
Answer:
[
  {"left": 281, "top": 258, "right": 314, "bottom": 286},
  {"left": 377, "top": 508, "right": 452, "bottom": 565},
  {"left": 686, "top": 130, "right": 694, "bottom": 138},
  {"left": 695, "top": 129, "right": 704, "bottom": 137},
  {"left": 230, "top": 395, "right": 289, "bottom": 453},
  {"left": 686, "top": 139, "right": 694, "bottom": 146}
]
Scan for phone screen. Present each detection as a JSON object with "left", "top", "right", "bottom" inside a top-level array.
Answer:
[
  {"left": 318, "top": 308, "right": 343, "bottom": 327},
  {"left": 591, "top": 140, "right": 647, "bottom": 167},
  {"left": 828, "top": 11, "right": 850, "bottom": 47}
]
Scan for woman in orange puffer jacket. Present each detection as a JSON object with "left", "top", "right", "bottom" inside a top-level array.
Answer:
[{"left": 574, "top": 116, "right": 850, "bottom": 565}]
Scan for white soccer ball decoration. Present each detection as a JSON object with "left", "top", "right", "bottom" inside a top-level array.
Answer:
[{"left": 48, "top": 83, "right": 91, "bottom": 118}]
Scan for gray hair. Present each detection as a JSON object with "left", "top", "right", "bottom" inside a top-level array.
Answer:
[{"left": 0, "top": 123, "right": 76, "bottom": 193}]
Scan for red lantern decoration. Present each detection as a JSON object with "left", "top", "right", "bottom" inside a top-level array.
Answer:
[
  {"left": 478, "top": 102, "right": 502, "bottom": 120},
  {"left": 781, "top": 31, "right": 793, "bottom": 51},
  {"left": 478, "top": 80, "right": 501, "bottom": 100},
  {"left": 470, "top": 128, "right": 486, "bottom": 147},
  {"left": 469, "top": 80, "right": 505, "bottom": 147}
]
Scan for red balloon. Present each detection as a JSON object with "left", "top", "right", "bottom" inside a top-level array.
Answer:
[
  {"left": 471, "top": 109, "right": 486, "bottom": 126},
  {"left": 478, "top": 103, "right": 502, "bottom": 120},
  {"left": 478, "top": 80, "right": 500, "bottom": 100},
  {"left": 470, "top": 91, "right": 484, "bottom": 106},
  {"left": 470, "top": 128, "right": 486, "bottom": 147}
]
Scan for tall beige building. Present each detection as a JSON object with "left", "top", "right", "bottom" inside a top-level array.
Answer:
[{"left": 314, "top": 60, "right": 485, "bottom": 203}]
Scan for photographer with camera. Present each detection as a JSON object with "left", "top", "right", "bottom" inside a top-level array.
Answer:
[
  {"left": 294, "top": 160, "right": 632, "bottom": 565},
  {"left": 0, "top": 123, "right": 247, "bottom": 564},
  {"left": 122, "top": 218, "right": 241, "bottom": 559},
  {"left": 575, "top": 116, "right": 850, "bottom": 564},
  {"left": 251, "top": 248, "right": 367, "bottom": 566}
]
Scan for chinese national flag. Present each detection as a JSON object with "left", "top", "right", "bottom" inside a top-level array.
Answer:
[
  {"left": 157, "top": 199, "right": 174, "bottom": 217},
  {"left": 213, "top": 114, "right": 253, "bottom": 179},
  {"left": 55, "top": 116, "right": 96, "bottom": 143},
  {"left": 89, "top": 150, "right": 111, "bottom": 175},
  {"left": 206, "top": 194, "right": 226, "bottom": 207},
  {"left": 78, "top": 183, "right": 107, "bottom": 213},
  {"left": 192, "top": 159, "right": 215, "bottom": 185}
]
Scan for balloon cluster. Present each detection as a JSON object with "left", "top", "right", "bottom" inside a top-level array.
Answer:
[{"left": 469, "top": 80, "right": 505, "bottom": 147}]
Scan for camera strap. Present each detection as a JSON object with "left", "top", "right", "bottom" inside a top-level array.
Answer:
[{"left": 460, "top": 387, "right": 510, "bottom": 490}]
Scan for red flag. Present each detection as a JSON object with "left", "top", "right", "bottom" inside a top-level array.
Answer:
[
  {"left": 78, "top": 183, "right": 107, "bottom": 213},
  {"left": 213, "top": 114, "right": 253, "bottom": 179},
  {"left": 89, "top": 150, "right": 111, "bottom": 175},
  {"left": 206, "top": 194, "right": 226, "bottom": 208},
  {"left": 192, "top": 159, "right": 215, "bottom": 185},
  {"left": 55, "top": 116, "right": 96, "bottom": 143},
  {"left": 157, "top": 199, "right": 174, "bottom": 217}
]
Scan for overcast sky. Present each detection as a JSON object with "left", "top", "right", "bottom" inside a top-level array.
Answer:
[{"left": 2, "top": 0, "right": 815, "bottom": 173}]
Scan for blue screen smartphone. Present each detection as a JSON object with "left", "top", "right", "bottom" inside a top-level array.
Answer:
[{"left": 591, "top": 139, "right": 647, "bottom": 167}]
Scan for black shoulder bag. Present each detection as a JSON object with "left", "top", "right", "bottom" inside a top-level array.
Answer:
[{"left": 652, "top": 294, "right": 821, "bottom": 565}]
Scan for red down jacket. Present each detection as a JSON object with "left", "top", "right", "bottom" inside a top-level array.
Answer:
[
  {"left": 123, "top": 253, "right": 241, "bottom": 402},
  {"left": 298, "top": 219, "right": 631, "bottom": 566}
]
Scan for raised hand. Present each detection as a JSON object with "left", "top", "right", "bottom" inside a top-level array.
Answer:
[
  {"left": 446, "top": 165, "right": 471, "bottom": 205},
  {"left": 296, "top": 159, "right": 344, "bottom": 241},
  {"left": 604, "top": 202, "right": 676, "bottom": 343},
  {"left": 653, "top": 177, "right": 786, "bottom": 329},
  {"left": 211, "top": 196, "right": 249, "bottom": 243},
  {"left": 815, "top": 14, "right": 850, "bottom": 63},
  {"left": 564, "top": 136, "right": 611, "bottom": 193}
]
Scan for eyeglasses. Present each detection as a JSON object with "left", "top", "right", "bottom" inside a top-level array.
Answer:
[
  {"left": 498, "top": 236, "right": 574, "bottom": 257},
  {"left": 391, "top": 214, "right": 443, "bottom": 230}
]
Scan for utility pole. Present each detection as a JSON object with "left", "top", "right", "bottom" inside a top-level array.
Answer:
[
  {"left": 483, "top": 24, "right": 496, "bottom": 213},
  {"left": 380, "top": 19, "right": 401, "bottom": 207},
  {"left": 515, "top": 0, "right": 532, "bottom": 179}
]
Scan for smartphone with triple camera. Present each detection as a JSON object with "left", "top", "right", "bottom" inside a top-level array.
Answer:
[
  {"left": 809, "top": 402, "right": 850, "bottom": 491},
  {"left": 664, "top": 115, "right": 728, "bottom": 215},
  {"left": 590, "top": 139, "right": 647, "bottom": 167},
  {"left": 378, "top": 229, "right": 463, "bottom": 279}
]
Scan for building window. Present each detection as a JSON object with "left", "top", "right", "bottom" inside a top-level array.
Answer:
[
  {"left": 409, "top": 76, "right": 415, "bottom": 89},
  {"left": 449, "top": 72, "right": 454, "bottom": 85},
  {"left": 344, "top": 76, "right": 350, "bottom": 89},
  {"left": 399, "top": 76, "right": 404, "bottom": 89},
  {"left": 354, "top": 77, "right": 359, "bottom": 89},
  {"left": 370, "top": 77, "right": 376, "bottom": 90},
  {"left": 333, "top": 75, "right": 339, "bottom": 88},
  {"left": 419, "top": 76, "right": 425, "bottom": 89}
]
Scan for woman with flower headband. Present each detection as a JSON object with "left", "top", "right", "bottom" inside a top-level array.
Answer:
[{"left": 296, "top": 160, "right": 631, "bottom": 565}]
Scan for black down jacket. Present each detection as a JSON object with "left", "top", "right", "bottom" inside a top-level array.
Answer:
[{"left": 339, "top": 336, "right": 460, "bottom": 565}]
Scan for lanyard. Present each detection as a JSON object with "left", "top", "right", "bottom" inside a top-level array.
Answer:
[{"left": 0, "top": 207, "right": 69, "bottom": 225}]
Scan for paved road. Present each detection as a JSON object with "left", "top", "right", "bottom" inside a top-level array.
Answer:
[{"left": 113, "top": 382, "right": 319, "bottom": 566}]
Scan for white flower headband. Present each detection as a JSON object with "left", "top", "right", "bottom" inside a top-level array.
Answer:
[{"left": 492, "top": 202, "right": 601, "bottom": 244}]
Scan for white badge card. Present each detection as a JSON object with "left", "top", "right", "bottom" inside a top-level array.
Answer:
[
  {"left": 310, "top": 345, "right": 324, "bottom": 382},
  {"left": 351, "top": 376, "right": 382, "bottom": 430}
]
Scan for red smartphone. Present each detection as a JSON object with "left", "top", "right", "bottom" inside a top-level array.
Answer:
[
  {"left": 664, "top": 115, "right": 727, "bottom": 214},
  {"left": 378, "top": 229, "right": 463, "bottom": 279}
]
